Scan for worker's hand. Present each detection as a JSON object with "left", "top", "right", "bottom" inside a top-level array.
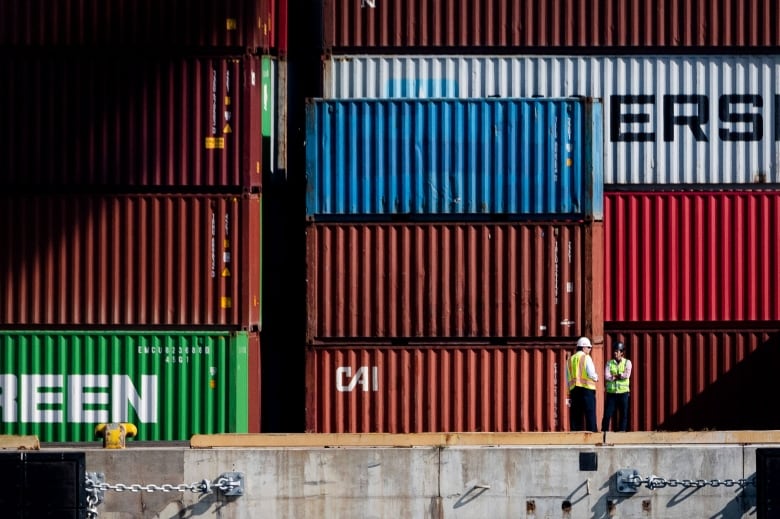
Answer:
[{"left": 566, "top": 398, "right": 571, "bottom": 408}]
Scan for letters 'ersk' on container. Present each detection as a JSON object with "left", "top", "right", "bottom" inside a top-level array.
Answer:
[
  {"left": 0, "top": 0, "right": 286, "bottom": 54},
  {"left": 605, "top": 323, "right": 780, "bottom": 431},
  {"left": 305, "top": 342, "right": 604, "bottom": 433},
  {"left": 0, "top": 55, "right": 262, "bottom": 191},
  {"left": 305, "top": 98, "right": 603, "bottom": 219},
  {"left": 605, "top": 190, "right": 780, "bottom": 322},
  {"left": 0, "top": 194, "right": 262, "bottom": 330},
  {"left": 324, "top": 54, "right": 780, "bottom": 184},
  {"left": 322, "top": 0, "right": 780, "bottom": 51},
  {"left": 306, "top": 221, "right": 604, "bottom": 342},
  {"left": 0, "top": 330, "right": 260, "bottom": 442}
]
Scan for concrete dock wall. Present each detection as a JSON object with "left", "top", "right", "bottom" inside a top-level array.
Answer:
[{"left": 16, "top": 432, "right": 777, "bottom": 518}]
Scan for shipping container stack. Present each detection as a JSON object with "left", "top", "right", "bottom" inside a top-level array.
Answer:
[
  {"left": 305, "top": 0, "right": 780, "bottom": 432},
  {"left": 304, "top": 5, "right": 609, "bottom": 434},
  {"left": 0, "top": 0, "right": 288, "bottom": 441}
]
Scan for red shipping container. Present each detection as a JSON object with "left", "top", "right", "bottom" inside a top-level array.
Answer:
[
  {"left": 0, "top": 55, "right": 262, "bottom": 191},
  {"left": 0, "top": 0, "right": 286, "bottom": 54},
  {"left": 305, "top": 342, "right": 605, "bottom": 433},
  {"left": 0, "top": 194, "right": 261, "bottom": 329},
  {"left": 606, "top": 323, "right": 780, "bottom": 431},
  {"left": 323, "top": 0, "right": 779, "bottom": 50},
  {"left": 605, "top": 190, "right": 780, "bottom": 322},
  {"left": 306, "top": 222, "right": 603, "bottom": 341}
]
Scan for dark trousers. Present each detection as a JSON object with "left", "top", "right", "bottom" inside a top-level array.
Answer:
[
  {"left": 602, "top": 392, "right": 630, "bottom": 432},
  {"left": 569, "top": 386, "right": 597, "bottom": 432}
]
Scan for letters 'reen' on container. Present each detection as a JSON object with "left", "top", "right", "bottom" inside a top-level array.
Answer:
[{"left": 0, "top": 330, "right": 260, "bottom": 442}]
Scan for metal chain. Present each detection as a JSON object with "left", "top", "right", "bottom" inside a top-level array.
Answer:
[
  {"left": 85, "top": 473, "right": 242, "bottom": 519},
  {"left": 92, "top": 479, "right": 216, "bottom": 493},
  {"left": 626, "top": 473, "right": 755, "bottom": 490},
  {"left": 86, "top": 491, "right": 99, "bottom": 519},
  {"left": 85, "top": 473, "right": 104, "bottom": 519}
]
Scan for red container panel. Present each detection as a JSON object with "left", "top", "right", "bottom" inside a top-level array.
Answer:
[
  {"left": 306, "top": 222, "right": 602, "bottom": 341},
  {"left": 323, "top": 0, "right": 780, "bottom": 50},
  {"left": 0, "top": 0, "right": 285, "bottom": 53},
  {"left": 0, "top": 194, "right": 261, "bottom": 329},
  {"left": 607, "top": 324, "right": 780, "bottom": 431},
  {"left": 0, "top": 55, "right": 262, "bottom": 191},
  {"left": 263, "top": 0, "right": 288, "bottom": 56},
  {"left": 605, "top": 190, "right": 780, "bottom": 322},
  {"left": 305, "top": 343, "right": 604, "bottom": 433}
]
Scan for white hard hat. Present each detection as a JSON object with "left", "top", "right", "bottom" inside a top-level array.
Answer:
[{"left": 576, "top": 337, "right": 592, "bottom": 349}]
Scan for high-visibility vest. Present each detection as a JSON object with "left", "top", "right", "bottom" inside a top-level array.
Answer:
[
  {"left": 568, "top": 351, "right": 596, "bottom": 391},
  {"left": 606, "top": 358, "right": 630, "bottom": 394}
]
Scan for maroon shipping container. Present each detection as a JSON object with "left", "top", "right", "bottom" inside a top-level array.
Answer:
[
  {"left": 606, "top": 323, "right": 780, "bottom": 431},
  {"left": 605, "top": 190, "right": 780, "bottom": 322},
  {"left": 305, "top": 342, "right": 605, "bottom": 433},
  {"left": 0, "top": 194, "right": 261, "bottom": 329},
  {"left": 306, "top": 222, "right": 603, "bottom": 341},
  {"left": 0, "top": 0, "right": 286, "bottom": 54},
  {"left": 0, "top": 55, "right": 262, "bottom": 191},
  {"left": 323, "top": 0, "right": 780, "bottom": 50}
]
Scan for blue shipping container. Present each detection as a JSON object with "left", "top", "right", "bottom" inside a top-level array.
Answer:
[{"left": 305, "top": 98, "right": 603, "bottom": 219}]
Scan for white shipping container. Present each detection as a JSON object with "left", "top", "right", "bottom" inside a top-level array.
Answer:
[{"left": 324, "top": 55, "right": 780, "bottom": 184}]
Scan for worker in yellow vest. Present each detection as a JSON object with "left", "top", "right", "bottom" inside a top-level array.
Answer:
[
  {"left": 566, "top": 336, "right": 599, "bottom": 432},
  {"left": 602, "top": 341, "right": 632, "bottom": 432}
]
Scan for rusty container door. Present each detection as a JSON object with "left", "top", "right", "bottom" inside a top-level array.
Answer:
[
  {"left": 605, "top": 324, "right": 780, "bottom": 431},
  {"left": 305, "top": 343, "right": 585, "bottom": 433},
  {"left": 0, "top": 55, "right": 262, "bottom": 191},
  {"left": 0, "top": 0, "right": 282, "bottom": 52},
  {"left": 1, "top": 193, "right": 261, "bottom": 329},
  {"left": 306, "top": 221, "right": 603, "bottom": 341},
  {"left": 322, "top": 0, "right": 779, "bottom": 51}
]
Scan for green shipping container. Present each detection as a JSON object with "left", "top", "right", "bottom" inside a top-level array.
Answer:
[{"left": 0, "top": 331, "right": 253, "bottom": 442}]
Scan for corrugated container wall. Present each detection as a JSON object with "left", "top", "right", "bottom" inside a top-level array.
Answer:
[
  {"left": 323, "top": 0, "right": 780, "bottom": 50},
  {"left": 606, "top": 324, "right": 780, "bottom": 431},
  {"left": 305, "top": 98, "right": 603, "bottom": 218},
  {"left": 0, "top": 55, "right": 262, "bottom": 191},
  {"left": 0, "top": 0, "right": 286, "bottom": 54},
  {"left": 0, "top": 330, "right": 260, "bottom": 442},
  {"left": 0, "top": 194, "right": 262, "bottom": 329},
  {"left": 324, "top": 54, "right": 780, "bottom": 184},
  {"left": 305, "top": 342, "right": 605, "bottom": 433},
  {"left": 605, "top": 190, "right": 780, "bottom": 322},
  {"left": 306, "top": 222, "right": 604, "bottom": 341}
]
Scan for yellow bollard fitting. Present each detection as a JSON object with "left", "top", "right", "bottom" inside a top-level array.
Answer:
[{"left": 95, "top": 422, "right": 138, "bottom": 449}]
